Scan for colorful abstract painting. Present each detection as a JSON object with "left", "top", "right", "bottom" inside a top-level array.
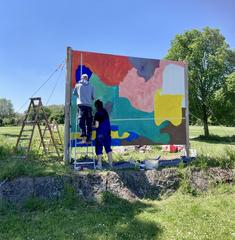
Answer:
[{"left": 70, "top": 50, "right": 187, "bottom": 147}]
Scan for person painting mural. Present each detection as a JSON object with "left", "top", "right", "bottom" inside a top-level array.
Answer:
[
  {"left": 94, "top": 99, "right": 113, "bottom": 169},
  {"left": 73, "top": 73, "right": 95, "bottom": 143}
]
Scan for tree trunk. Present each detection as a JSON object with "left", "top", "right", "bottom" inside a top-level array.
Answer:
[
  {"left": 202, "top": 108, "right": 209, "bottom": 137},
  {"left": 203, "top": 120, "right": 209, "bottom": 137}
]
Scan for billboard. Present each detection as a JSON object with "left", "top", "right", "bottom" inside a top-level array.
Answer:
[{"left": 69, "top": 50, "right": 188, "bottom": 147}]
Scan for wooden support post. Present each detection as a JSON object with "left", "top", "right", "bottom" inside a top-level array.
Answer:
[
  {"left": 184, "top": 63, "right": 190, "bottom": 157},
  {"left": 64, "top": 47, "right": 72, "bottom": 163}
]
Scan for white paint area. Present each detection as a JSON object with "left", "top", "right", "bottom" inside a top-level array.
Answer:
[{"left": 161, "top": 64, "right": 185, "bottom": 107}]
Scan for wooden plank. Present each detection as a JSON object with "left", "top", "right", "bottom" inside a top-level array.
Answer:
[
  {"left": 64, "top": 47, "right": 72, "bottom": 163},
  {"left": 184, "top": 63, "right": 190, "bottom": 157}
]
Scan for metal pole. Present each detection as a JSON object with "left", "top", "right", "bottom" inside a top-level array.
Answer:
[
  {"left": 64, "top": 47, "right": 72, "bottom": 163},
  {"left": 184, "top": 63, "right": 190, "bottom": 157},
  {"left": 74, "top": 52, "right": 83, "bottom": 161}
]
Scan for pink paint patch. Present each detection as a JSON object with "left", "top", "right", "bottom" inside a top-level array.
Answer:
[{"left": 119, "top": 61, "right": 171, "bottom": 112}]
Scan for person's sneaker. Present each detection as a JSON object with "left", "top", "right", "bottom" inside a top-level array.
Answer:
[{"left": 81, "top": 137, "right": 87, "bottom": 144}]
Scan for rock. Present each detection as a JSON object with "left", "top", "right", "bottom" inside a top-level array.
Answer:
[
  {"left": 72, "top": 173, "right": 106, "bottom": 200},
  {"left": 188, "top": 167, "right": 234, "bottom": 192},
  {"left": 0, "top": 168, "right": 234, "bottom": 205},
  {"left": 189, "top": 169, "right": 209, "bottom": 191},
  {"left": 34, "top": 176, "right": 70, "bottom": 200},
  {"left": 208, "top": 167, "right": 234, "bottom": 184},
  {"left": 108, "top": 169, "right": 180, "bottom": 199},
  {"left": 106, "top": 171, "right": 137, "bottom": 200},
  {"left": 0, "top": 177, "right": 34, "bottom": 205}
]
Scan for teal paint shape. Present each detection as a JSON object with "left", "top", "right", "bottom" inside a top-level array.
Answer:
[
  {"left": 112, "top": 97, "right": 170, "bottom": 143},
  {"left": 71, "top": 94, "right": 78, "bottom": 132},
  {"left": 90, "top": 73, "right": 170, "bottom": 144}
]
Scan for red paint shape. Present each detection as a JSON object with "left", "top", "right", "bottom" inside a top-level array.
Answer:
[{"left": 72, "top": 51, "right": 132, "bottom": 87}]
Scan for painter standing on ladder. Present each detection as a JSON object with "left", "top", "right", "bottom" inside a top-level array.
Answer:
[{"left": 73, "top": 74, "right": 95, "bottom": 143}]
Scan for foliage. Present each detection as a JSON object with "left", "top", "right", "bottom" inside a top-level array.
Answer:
[
  {"left": 25, "top": 104, "right": 64, "bottom": 125},
  {"left": 47, "top": 104, "right": 65, "bottom": 124},
  {"left": 189, "top": 147, "right": 235, "bottom": 169},
  {"left": 0, "top": 98, "right": 15, "bottom": 126},
  {"left": 165, "top": 27, "right": 235, "bottom": 136},
  {"left": 212, "top": 72, "right": 235, "bottom": 126}
]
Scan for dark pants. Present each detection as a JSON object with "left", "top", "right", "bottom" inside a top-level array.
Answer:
[
  {"left": 78, "top": 105, "right": 93, "bottom": 140},
  {"left": 95, "top": 133, "right": 112, "bottom": 155}
]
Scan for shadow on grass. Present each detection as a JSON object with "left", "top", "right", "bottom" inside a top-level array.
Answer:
[
  {"left": 1, "top": 133, "right": 20, "bottom": 138},
  {"left": 191, "top": 134, "right": 235, "bottom": 145},
  {"left": 0, "top": 192, "right": 162, "bottom": 240}
]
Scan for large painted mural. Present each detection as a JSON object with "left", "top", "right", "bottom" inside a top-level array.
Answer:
[{"left": 70, "top": 50, "right": 187, "bottom": 147}]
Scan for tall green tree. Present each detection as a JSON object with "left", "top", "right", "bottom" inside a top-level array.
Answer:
[
  {"left": 212, "top": 72, "right": 235, "bottom": 126},
  {"left": 165, "top": 27, "right": 235, "bottom": 136},
  {"left": 47, "top": 105, "right": 64, "bottom": 124},
  {"left": 0, "top": 98, "right": 15, "bottom": 126}
]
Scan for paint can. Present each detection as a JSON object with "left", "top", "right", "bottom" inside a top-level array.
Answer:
[{"left": 140, "top": 161, "right": 145, "bottom": 171}]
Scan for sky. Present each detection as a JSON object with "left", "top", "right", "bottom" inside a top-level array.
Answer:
[{"left": 0, "top": 0, "right": 234, "bottom": 113}]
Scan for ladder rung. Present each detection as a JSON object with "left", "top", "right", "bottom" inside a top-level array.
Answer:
[
  {"left": 19, "top": 137, "right": 31, "bottom": 140},
  {"left": 30, "top": 97, "right": 41, "bottom": 100},
  {"left": 75, "top": 161, "right": 94, "bottom": 165},
  {"left": 24, "top": 121, "right": 36, "bottom": 124}
]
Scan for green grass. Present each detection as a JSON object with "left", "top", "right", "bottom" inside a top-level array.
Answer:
[
  {"left": 0, "top": 126, "right": 235, "bottom": 239},
  {"left": 0, "top": 125, "right": 70, "bottom": 180},
  {"left": 0, "top": 125, "right": 235, "bottom": 180},
  {"left": 0, "top": 185, "right": 235, "bottom": 240}
]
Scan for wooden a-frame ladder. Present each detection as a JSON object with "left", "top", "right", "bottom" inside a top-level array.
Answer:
[{"left": 15, "top": 97, "right": 61, "bottom": 158}]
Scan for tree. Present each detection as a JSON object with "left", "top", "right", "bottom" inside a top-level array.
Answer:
[
  {"left": 47, "top": 105, "right": 64, "bottom": 124},
  {"left": 26, "top": 104, "right": 64, "bottom": 124},
  {"left": 165, "top": 27, "right": 235, "bottom": 136},
  {"left": 211, "top": 72, "right": 235, "bottom": 126},
  {"left": 0, "top": 98, "right": 15, "bottom": 126}
]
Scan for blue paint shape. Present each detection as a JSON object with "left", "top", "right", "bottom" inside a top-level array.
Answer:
[{"left": 76, "top": 65, "right": 93, "bottom": 82}]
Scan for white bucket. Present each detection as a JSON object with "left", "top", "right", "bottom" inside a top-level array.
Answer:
[{"left": 145, "top": 160, "right": 159, "bottom": 170}]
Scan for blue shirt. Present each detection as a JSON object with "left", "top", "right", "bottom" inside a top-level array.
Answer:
[{"left": 94, "top": 108, "right": 111, "bottom": 136}]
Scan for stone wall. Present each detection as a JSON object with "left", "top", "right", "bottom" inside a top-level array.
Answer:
[{"left": 0, "top": 168, "right": 234, "bottom": 205}]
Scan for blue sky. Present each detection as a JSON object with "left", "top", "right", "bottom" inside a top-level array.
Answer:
[{"left": 0, "top": 0, "right": 234, "bottom": 113}]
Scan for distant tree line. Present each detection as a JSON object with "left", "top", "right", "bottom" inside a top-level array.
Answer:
[{"left": 0, "top": 98, "right": 65, "bottom": 126}]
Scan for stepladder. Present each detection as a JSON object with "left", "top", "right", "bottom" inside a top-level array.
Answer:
[
  {"left": 73, "top": 139, "right": 96, "bottom": 170},
  {"left": 72, "top": 103, "right": 96, "bottom": 170},
  {"left": 40, "top": 119, "right": 63, "bottom": 156},
  {"left": 15, "top": 97, "right": 62, "bottom": 158}
]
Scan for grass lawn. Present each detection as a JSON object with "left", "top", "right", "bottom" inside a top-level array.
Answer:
[
  {"left": 0, "top": 125, "right": 235, "bottom": 180},
  {"left": 0, "top": 125, "right": 235, "bottom": 239},
  {"left": 0, "top": 185, "right": 235, "bottom": 240}
]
